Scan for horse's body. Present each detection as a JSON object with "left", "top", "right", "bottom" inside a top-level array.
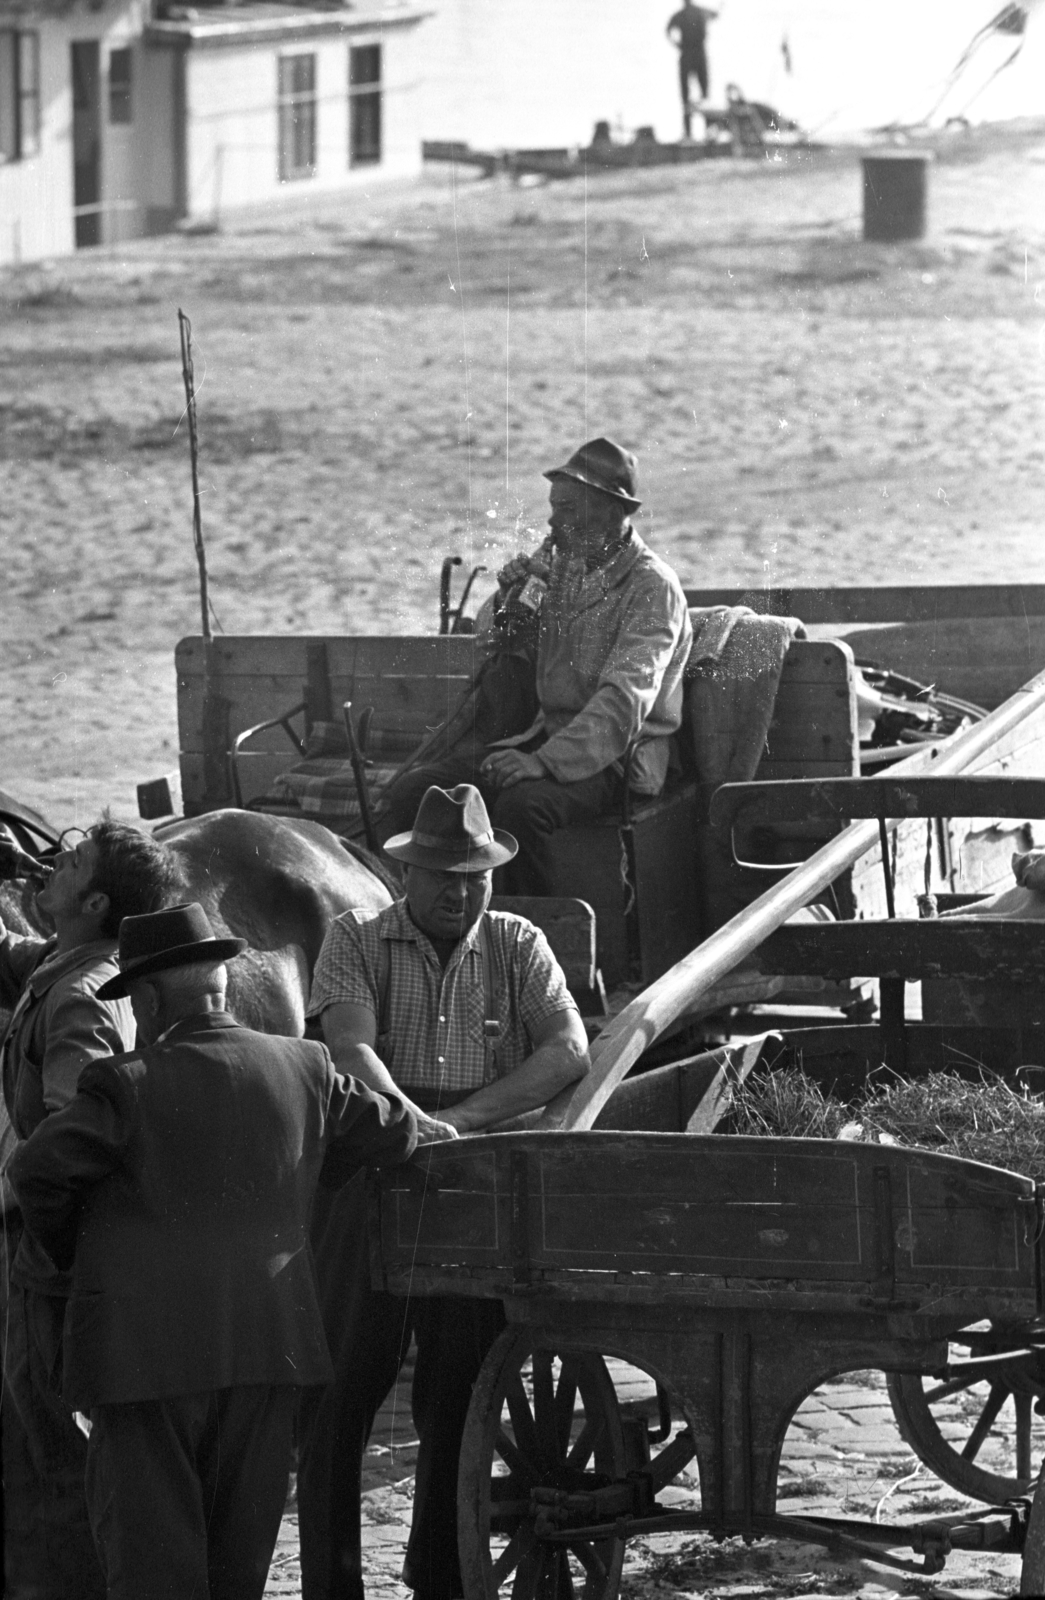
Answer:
[
  {"left": 0, "top": 805, "right": 395, "bottom": 1039},
  {"left": 156, "top": 810, "right": 395, "bottom": 1035}
]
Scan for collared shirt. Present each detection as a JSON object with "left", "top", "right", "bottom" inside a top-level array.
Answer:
[
  {"left": 307, "top": 900, "right": 574, "bottom": 1097},
  {"left": 492, "top": 532, "right": 693, "bottom": 794},
  {"left": 0, "top": 924, "right": 135, "bottom": 1291}
]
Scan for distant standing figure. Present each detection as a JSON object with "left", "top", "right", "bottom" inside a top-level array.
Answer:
[{"left": 667, "top": 0, "right": 717, "bottom": 135}]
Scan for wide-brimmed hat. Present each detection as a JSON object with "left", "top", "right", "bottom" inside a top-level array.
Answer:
[
  {"left": 384, "top": 785, "right": 518, "bottom": 873},
  {"left": 97, "top": 902, "right": 247, "bottom": 999},
  {"left": 544, "top": 436, "right": 641, "bottom": 509}
]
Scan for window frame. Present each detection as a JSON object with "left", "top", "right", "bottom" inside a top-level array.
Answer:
[
  {"left": 348, "top": 42, "right": 382, "bottom": 169},
  {"left": 277, "top": 50, "right": 317, "bottom": 183},
  {"left": 108, "top": 45, "right": 132, "bottom": 125},
  {"left": 0, "top": 28, "right": 40, "bottom": 162}
]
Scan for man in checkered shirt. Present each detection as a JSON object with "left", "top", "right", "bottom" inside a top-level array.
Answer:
[{"left": 297, "top": 784, "right": 589, "bottom": 1600}]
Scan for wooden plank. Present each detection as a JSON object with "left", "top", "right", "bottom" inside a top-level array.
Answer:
[
  {"left": 379, "top": 1134, "right": 1035, "bottom": 1291},
  {"left": 775, "top": 639, "right": 857, "bottom": 683},
  {"left": 489, "top": 896, "right": 596, "bottom": 990},
  {"left": 685, "top": 585, "right": 1045, "bottom": 625},
  {"left": 711, "top": 776, "right": 1045, "bottom": 831},
  {"left": 178, "top": 671, "right": 472, "bottom": 752},
  {"left": 755, "top": 725, "right": 859, "bottom": 764},
  {"left": 758, "top": 919, "right": 1045, "bottom": 983},
  {"left": 592, "top": 1059, "right": 687, "bottom": 1132},
  {"left": 176, "top": 634, "right": 480, "bottom": 678},
  {"left": 768, "top": 682, "right": 855, "bottom": 716}
]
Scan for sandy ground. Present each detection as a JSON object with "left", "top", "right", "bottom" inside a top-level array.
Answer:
[{"left": 2, "top": 121, "right": 1044, "bottom": 831}]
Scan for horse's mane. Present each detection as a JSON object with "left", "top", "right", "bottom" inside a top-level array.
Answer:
[{"left": 335, "top": 834, "right": 403, "bottom": 900}]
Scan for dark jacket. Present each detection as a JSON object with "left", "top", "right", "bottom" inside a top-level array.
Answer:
[{"left": 9, "top": 1010, "right": 417, "bottom": 1409}]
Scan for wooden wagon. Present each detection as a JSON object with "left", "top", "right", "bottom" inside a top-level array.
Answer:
[
  {"left": 161, "top": 580, "right": 1045, "bottom": 1588},
  {"left": 372, "top": 1117, "right": 1045, "bottom": 1596},
  {"left": 169, "top": 582, "right": 1045, "bottom": 1012}
]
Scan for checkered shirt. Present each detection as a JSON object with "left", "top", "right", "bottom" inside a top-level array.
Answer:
[{"left": 307, "top": 900, "right": 574, "bottom": 1096}]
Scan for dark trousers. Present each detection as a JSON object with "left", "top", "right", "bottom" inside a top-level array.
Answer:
[
  {"left": 1, "top": 1278, "right": 105, "bottom": 1600},
  {"left": 378, "top": 742, "right": 623, "bottom": 897},
  {"left": 85, "top": 1384, "right": 297, "bottom": 1600},
  {"left": 297, "top": 1177, "right": 506, "bottom": 1600},
  {"left": 680, "top": 46, "right": 709, "bottom": 104}
]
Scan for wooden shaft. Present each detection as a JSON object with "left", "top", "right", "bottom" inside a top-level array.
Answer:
[
  {"left": 342, "top": 701, "right": 379, "bottom": 856},
  {"left": 878, "top": 815, "right": 896, "bottom": 919},
  {"left": 178, "top": 310, "right": 210, "bottom": 644},
  {"left": 558, "top": 662, "right": 1045, "bottom": 1132}
]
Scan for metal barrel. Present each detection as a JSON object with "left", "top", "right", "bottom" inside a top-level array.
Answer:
[{"left": 862, "top": 152, "right": 931, "bottom": 242}]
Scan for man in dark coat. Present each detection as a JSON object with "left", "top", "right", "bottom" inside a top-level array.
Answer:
[
  {"left": 8, "top": 902, "right": 418, "bottom": 1600},
  {"left": 0, "top": 816, "right": 183, "bottom": 1600}
]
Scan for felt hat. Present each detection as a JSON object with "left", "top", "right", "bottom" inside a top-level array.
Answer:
[
  {"left": 384, "top": 785, "right": 518, "bottom": 873},
  {"left": 544, "top": 436, "right": 641, "bottom": 509},
  {"left": 97, "top": 902, "right": 247, "bottom": 999}
]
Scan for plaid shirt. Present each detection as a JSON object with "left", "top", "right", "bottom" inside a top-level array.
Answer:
[{"left": 307, "top": 900, "right": 574, "bottom": 1096}]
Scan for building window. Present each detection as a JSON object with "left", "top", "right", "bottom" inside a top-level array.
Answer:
[
  {"left": 109, "top": 47, "right": 131, "bottom": 124},
  {"left": 349, "top": 44, "right": 381, "bottom": 167},
  {"left": 278, "top": 53, "right": 316, "bottom": 182},
  {"left": 0, "top": 29, "right": 40, "bottom": 162}
]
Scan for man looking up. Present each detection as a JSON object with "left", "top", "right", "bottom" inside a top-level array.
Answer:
[
  {"left": 0, "top": 815, "right": 183, "bottom": 1600},
  {"left": 297, "top": 784, "right": 590, "bottom": 1600},
  {"left": 8, "top": 902, "right": 417, "bottom": 1600},
  {"left": 378, "top": 438, "right": 692, "bottom": 898}
]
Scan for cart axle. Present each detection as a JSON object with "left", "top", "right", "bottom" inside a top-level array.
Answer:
[{"left": 536, "top": 1498, "right": 1027, "bottom": 1577}]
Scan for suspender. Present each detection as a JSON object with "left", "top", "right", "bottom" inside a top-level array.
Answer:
[{"left": 375, "top": 918, "right": 503, "bottom": 1083}]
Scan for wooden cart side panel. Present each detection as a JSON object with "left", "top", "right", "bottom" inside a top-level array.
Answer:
[{"left": 376, "top": 1135, "right": 1036, "bottom": 1298}]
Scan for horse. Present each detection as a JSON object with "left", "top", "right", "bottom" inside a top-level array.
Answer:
[
  {"left": 0, "top": 800, "right": 398, "bottom": 1038},
  {"left": 155, "top": 809, "right": 397, "bottom": 1035}
]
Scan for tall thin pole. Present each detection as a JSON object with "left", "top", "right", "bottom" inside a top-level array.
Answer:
[{"left": 178, "top": 309, "right": 211, "bottom": 642}]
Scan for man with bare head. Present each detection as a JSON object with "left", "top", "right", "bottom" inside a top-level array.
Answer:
[
  {"left": 0, "top": 815, "right": 183, "bottom": 1599},
  {"left": 378, "top": 437, "right": 692, "bottom": 898}
]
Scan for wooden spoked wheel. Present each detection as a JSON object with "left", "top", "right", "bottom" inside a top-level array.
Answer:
[
  {"left": 458, "top": 1330, "right": 628, "bottom": 1600},
  {"left": 887, "top": 1335, "right": 1045, "bottom": 1504}
]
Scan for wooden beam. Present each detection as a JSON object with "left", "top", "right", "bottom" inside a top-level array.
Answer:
[
  {"left": 710, "top": 775, "right": 1045, "bottom": 830},
  {"left": 685, "top": 585, "right": 1045, "bottom": 625},
  {"left": 758, "top": 920, "right": 1045, "bottom": 983}
]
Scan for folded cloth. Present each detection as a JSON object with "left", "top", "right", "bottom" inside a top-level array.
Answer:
[
  {"left": 686, "top": 607, "right": 805, "bottom": 788},
  {"left": 269, "top": 759, "right": 401, "bottom": 823}
]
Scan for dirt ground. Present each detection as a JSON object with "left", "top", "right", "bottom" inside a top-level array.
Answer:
[{"left": 2, "top": 120, "right": 1044, "bottom": 832}]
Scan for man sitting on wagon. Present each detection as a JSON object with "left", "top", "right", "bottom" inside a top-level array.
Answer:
[{"left": 378, "top": 436, "right": 693, "bottom": 896}]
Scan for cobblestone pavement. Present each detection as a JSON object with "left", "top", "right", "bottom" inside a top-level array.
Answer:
[{"left": 266, "top": 1358, "right": 1028, "bottom": 1600}]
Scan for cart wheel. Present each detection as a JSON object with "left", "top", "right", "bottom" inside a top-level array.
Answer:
[
  {"left": 458, "top": 1329, "right": 628, "bottom": 1600},
  {"left": 887, "top": 1350, "right": 1045, "bottom": 1504}
]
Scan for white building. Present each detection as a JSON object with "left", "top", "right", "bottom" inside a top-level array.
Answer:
[
  {"left": 144, "top": 0, "right": 428, "bottom": 229},
  {"left": 0, "top": 0, "right": 428, "bottom": 263}
]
